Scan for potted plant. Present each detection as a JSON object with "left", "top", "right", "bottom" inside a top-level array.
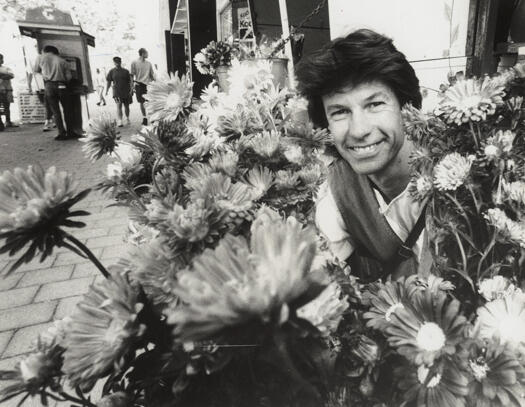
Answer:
[{"left": 193, "top": 39, "right": 238, "bottom": 92}]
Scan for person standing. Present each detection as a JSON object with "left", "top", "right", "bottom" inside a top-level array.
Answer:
[
  {"left": 31, "top": 49, "right": 55, "bottom": 132},
  {"left": 105, "top": 57, "right": 133, "bottom": 127},
  {"left": 95, "top": 68, "right": 106, "bottom": 106},
  {"left": 130, "top": 48, "right": 155, "bottom": 126},
  {"left": 35, "top": 45, "right": 79, "bottom": 140},
  {"left": 0, "top": 53, "right": 17, "bottom": 131}
]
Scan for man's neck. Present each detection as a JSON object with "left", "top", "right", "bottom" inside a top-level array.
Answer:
[
  {"left": 368, "top": 139, "right": 414, "bottom": 201},
  {"left": 139, "top": 57, "right": 146, "bottom": 62}
]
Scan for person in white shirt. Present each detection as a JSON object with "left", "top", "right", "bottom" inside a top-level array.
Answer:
[
  {"left": 95, "top": 68, "right": 107, "bottom": 106},
  {"left": 295, "top": 29, "right": 428, "bottom": 281},
  {"left": 130, "top": 48, "right": 155, "bottom": 126}
]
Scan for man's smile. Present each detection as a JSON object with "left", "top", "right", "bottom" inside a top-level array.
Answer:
[{"left": 346, "top": 140, "right": 384, "bottom": 156}]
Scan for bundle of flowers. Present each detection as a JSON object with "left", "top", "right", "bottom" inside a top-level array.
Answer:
[
  {"left": 0, "top": 62, "right": 344, "bottom": 407},
  {"left": 193, "top": 39, "right": 239, "bottom": 75}
]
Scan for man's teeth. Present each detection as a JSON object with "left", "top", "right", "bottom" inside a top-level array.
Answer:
[{"left": 350, "top": 141, "right": 381, "bottom": 152}]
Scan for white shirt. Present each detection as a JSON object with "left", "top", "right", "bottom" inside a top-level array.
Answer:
[{"left": 315, "top": 180, "right": 426, "bottom": 262}]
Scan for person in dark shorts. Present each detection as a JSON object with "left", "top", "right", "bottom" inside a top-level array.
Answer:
[
  {"left": 106, "top": 57, "right": 133, "bottom": 127},
  {"left": 130, "top": 48, "right": 155, "bottom": 126},
  {"left": 0, "top": 53, "right": 17, "bottom": 131}
]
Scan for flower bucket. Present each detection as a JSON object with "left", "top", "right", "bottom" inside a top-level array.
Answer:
[{"left": 215, "top": 65, "right": 230, "bottom": 93}]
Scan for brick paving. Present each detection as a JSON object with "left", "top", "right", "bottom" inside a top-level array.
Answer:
[{"left": 0, "top": 99, "right": 145, "bottom": 406}]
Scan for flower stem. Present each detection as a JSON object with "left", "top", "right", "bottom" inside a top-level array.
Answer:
[
  {"left": 477, "top": 230, "right": 497, "bottom": 280},
  {"left": 63, "top": 232, "right": 110, "bottom": 279},
  {"left": 59, "top": 391, "right": 97, "bottom": 407},
  {"left": 469, "top": 121, "right": 479, "bottom": 149}
]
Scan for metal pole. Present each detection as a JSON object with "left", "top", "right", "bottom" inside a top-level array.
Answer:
[{"left": 277, "top": 0, "right": 295, "bottom": 89}]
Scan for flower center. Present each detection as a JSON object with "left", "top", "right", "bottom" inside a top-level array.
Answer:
[
  {"left": 385, "top": 303, "right": 404, "bottom": 322},
  {"left": 460, "top": 94, "right": 483, "bottom": 110},
  {"left": 417, "top": 365, "right": 442, "bottom": 388},
  {"left": 416, "top": 322, "right": 446, "bottom": 352},
  {"left": 469, "top": 359, "right": 490, "bottom": 381},
  {"left": 166, "top": 92, "right": 183, "bottom": 109}
]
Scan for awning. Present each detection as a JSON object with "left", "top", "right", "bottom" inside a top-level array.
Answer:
[
  {"left": 171, "top": 0, "right": 189, "bottom": 34},
  {"left": 16, "top": 21, "right": 95, "bottom": 47}
]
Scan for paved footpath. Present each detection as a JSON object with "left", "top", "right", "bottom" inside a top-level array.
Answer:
[{"left": 0, "top": 100, "right": 145, "bottom": 406}]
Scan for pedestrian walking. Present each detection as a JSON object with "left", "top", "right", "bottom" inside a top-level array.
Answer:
[
  {"left": 95, "top": 68, "right": 106, "bottom": 106},
  {"left": 106, "top": 57, "right": 133, "bottom": 127},
  {"left": 30, "top": 49, "right": 55, "bottom": 132},
  {"left": 0, "top": 53, "right": 18, "bottom": 131},
  {"left": 130, "top": 48, "right": 155, "bottom": 126},
  {"left": 35, "top": 45, "right": 81, "bottom": 140}
]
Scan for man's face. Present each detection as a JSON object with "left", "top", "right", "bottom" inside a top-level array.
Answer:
[
  {"left": 322, "top": 80, "right": 405, "bottom": 176},
  {"left": 143, "top": 51, "right": 148, "bottom": 59},
  {"left": 114, "top": 60, "right": 121, "bottom": 68}
]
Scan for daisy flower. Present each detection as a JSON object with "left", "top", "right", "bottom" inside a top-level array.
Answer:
[
  {"left": 0, "top": 165, "right": 90, "bottom": 273},
  {"left": 476, "top": 290, "right": 525, "bottom": 349},
  {"left": 296, "top": 281, "right": 349, "bottom": 336},
  {"left": 242, "top": 166, "right": 274, "bottom": 200},
  {"left": 397, "top": 360, "right": 469, "bottom": 407},
  {"left": 123, "top": 238, "right": 179, "bottom": 307},
  {"left": 242, "top": 130, "right": 281, "bottom": 159},
  {"left": 283, "top": 144, "right": 304, "bottom": 165},
  {"left": 409, "top": 172, "right": 434, "bottom": 201},
  {"left": 386, "top": 288, "right": 468, "bottom": 366},
  {"left": 227, "top": 58, "right": 273, "bottom": 98},
  {"left": 182, "top": 162, "right": 215, "bottom": 191},
  {"left": 82, "top": 114, "right": 120, "bottom": 161},
  {"left": 166, "top": 215, "right": 322, "bottom": 341},
  {"left": 478, "top": 275, "right": 519, "bottom": 302},
  {"left": 200, "top": 83, "right": 221, "bottom": 108},
  {"left": 208, "top": 148, "right": 239, "bottom": 177},
  {"left": 63, "top": 271, "right": 146, "bottom": 389},
  {"left": 434, "top": 76, "right": 505, "bottom": 125},
  {"left": 466, "top": 341, "right": 525, "bottom": 407},
  {"left": 106, "top": 143, "right": 143, "bottom": 183},
  {"left": 485, "top": 208, "right": 525, "bottom": 248},
  {"left": 165, "top": 199, "right": 212, "bottom": 244},
  {"left": 274, "top": 170, "right": 299, "bottom": 190},
  {"left": 363, "top": 276, "right": 421, "bottom": 332},
  {"left": 145, "top": 72, "right": 193, "bottom": 122},
  {"left": 297, "top": 163, "right": 324, "bottom": 187},
  {"left": 0, "top": 340, "right": 64, "bottom": 405},
  {"left": 433, "top": 152, "right": 474, "bottom": 191}
]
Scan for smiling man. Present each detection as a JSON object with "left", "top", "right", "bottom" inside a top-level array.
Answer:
[{"left": 296, "top": 29, "right": 427, "bottom": 280}]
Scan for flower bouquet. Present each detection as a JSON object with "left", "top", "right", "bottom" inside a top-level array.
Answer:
[
  {"left": 193, "top": 39, "right": 239, "bottom": 75},
  {"left": 0, "top": 62, "right": 345, "bottom": 407}
]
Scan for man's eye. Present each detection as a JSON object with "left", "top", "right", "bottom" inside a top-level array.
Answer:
[
  {"left": 368, "top": 101, "right": 385, "bottom": 109},
  {"left": 330, "top": 109, "right": 348, "bottom": 118}
]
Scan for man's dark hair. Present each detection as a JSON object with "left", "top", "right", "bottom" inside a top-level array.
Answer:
[
  {"left": 138, "top": 48, "right": 147, "bottom": 56},
  {"left": 113, "top": 56, "right": 122, "bottom": 63},
  {"left": 43, "top": 45, "right": 59, "bottom": 55},
  {"left": 0, "top": 53, "right": 3, "bottom": 59},
  {"left": 295, "top": 29, "right": 422, "bottom": 128}
]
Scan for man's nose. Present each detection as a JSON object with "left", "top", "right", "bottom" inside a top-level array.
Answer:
[{"left": 348, "top": 110, "right": 372, "bottom": 140}]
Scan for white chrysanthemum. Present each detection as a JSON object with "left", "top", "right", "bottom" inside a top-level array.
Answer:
[
  {"left": 248, "top": 131, "right": 281, "bottom": 158},
  {"left": 283, "top": 144, "right": 304, "bottom": 164},
  {"left": 433, "top": 153, "right": 474, "bottom": 191},
  {"left": 82, "top": 114, "right": 119, "bottom": 161},
  {"left": 200, "top": 83, "right": 221, "bottom": 108},
  {"left": 434, "top": 76, "right": 505, "bottom": 125},
  {"left": 476, "top": 290, "right": 525, "bottom": 348},
  {"left": 208, "top": 148, "right": 239, "bottom": 177},
  {"left": 409, "top": 174, "right": 433, "bottom": 201},
  {"left": 484, "top": 144, "right": 500, "bottom": 159},
  {"left": 501, "top": 179, "right": 525, "bottom": 206},
  {"left": 485, "top": 208, "right": 525, "bottom": 248},
  {"left": 495, "top": 130, "right": 516, "bottom": 153},
  {"left": 296, "top": 282, "right": 349, "bottom": 336},
  {"left": 274, "top": 170, "right": 299, "bottom": 190},
  {"left": 478, "top": 276, "right": 518, "bottom": 302},
  {"left": 297, "top": 163, "right": 324, "bottom": 187},
  {"left": 185, "top": 128, "right": 223, "bottom": 158},
  {"left": 227, "top": 58, "right": 274, "bottom": 98},
  {"left": 193, "top": 51, "right": 211, "bottom": 75},
  {"left": 242, "top": 166, "right": 274, "bottom": 200},
  {"left": 39, "top": 316, "right": 72, "bottom": 348},
  {"left": 144, "top": 72, "right": 193, "bottom": 122},
  {"left": 106, "top": 143, "right": 142, "bottom": 182},
  {"left": 286, "top": 95, "right": 308, "bottom": 112},
  {"left": 166, "top": 200, "right": 211, "bottom": 243}
]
